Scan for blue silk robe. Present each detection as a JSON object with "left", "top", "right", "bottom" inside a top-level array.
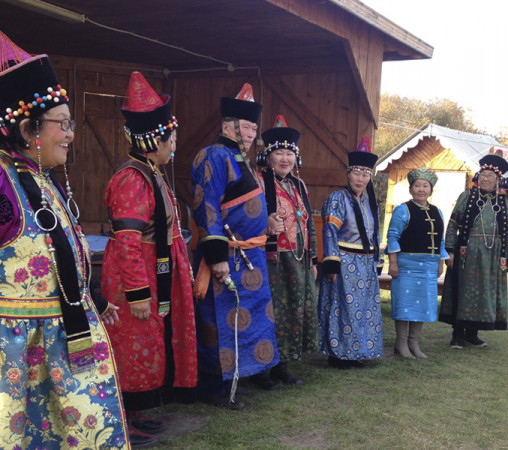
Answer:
[
  {"left": 192, "top": 136, "right": 279, "bottom": 380},
  {"left": 318, "top": 188, "right": 383, "bottom": 361}
]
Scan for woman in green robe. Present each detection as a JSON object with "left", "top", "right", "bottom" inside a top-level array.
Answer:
[
  {"left": 439, "top": 154, "right": 508, "bottom": 348},
  {"left": 257, "top": 116, "right": 318, "bottom": 385}
]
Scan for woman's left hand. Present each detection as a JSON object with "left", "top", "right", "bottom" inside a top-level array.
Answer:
[
  {"left": 267, "top": 213, "right": 284, "bottom": 235},
  {"left": 101, "top": 303, "right": 120, "bottom": 326}
]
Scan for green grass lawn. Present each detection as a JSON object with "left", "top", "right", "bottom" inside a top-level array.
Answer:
[{"left": 152, "top": 292, "right": 508, "bottom": 449}]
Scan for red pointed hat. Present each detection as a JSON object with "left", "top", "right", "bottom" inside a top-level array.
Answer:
[
  {"left": 220, "top": 82, "right": 263, "bottom": 123},
  {"left": 0, "top": 31, "right": 69, "bottom": 134},
  {"left": 122, "top": 71, "right": 164, "bottom": 112},
  {"left": 348, "top": 136, "right": 378, "bottom": 171},
  {"left": 121, "top": 71, "right": 177, "bottom": 152}
]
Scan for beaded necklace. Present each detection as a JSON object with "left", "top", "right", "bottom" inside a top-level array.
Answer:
[
  {"left": 33, "top": 132, "right": 90, "bottom": 306},
  {"left": 477, "top": 190, "right": 500, "bottom": 249},
  {"left": 274, "top": 173, "right": 307, "bottom": 261}
]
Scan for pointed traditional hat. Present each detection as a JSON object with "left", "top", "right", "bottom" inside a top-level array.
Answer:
[
  {"left": 220, "top": 83, "right": 263, "bottom": 123},
  {"left": 0, "top": 31, "right": 69, "bottom": 135},
  {"left": 121, "top": 71, "right": 177, "bottom": 153},
  {"left": 348, "top": 136, "right": 378, "bottom": 172}
]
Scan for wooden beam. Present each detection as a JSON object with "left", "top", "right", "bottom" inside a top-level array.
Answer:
[
  {"left": 342, "top": 39, "right": 377, "bottom": 126},
  {"left": 263, "top": 77, "right": 348, "bottom": 164},
  {"left": 265, "top": 0, "right": 433, "bottom": 59}
]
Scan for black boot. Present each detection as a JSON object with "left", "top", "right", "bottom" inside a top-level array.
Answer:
[
  {"left": 450, "top": 326, "right": 465, "bottom": 349},
  {"left": 127, "top": 411, "right": 158, "bottom": 448},
  {"left": 464, "top": 329, "right": 487, "bottom": 347},
  {"left": 271, "top": 362, "right": 303, "bottom": 385},
  {"left": 250, "top": 370, "right": 278, "bottom": 390}
]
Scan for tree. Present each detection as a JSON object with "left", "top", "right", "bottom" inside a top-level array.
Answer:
[{"left": 375, "top": 94, "right": 481, "bottom": 158}]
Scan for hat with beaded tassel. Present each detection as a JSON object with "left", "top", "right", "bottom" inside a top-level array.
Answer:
[
  {"left": 0, "top": 31, "right": 69, "bottom": 136},
  {"left": 258, "top": 115, "right": 301, "bottom": 167},
  {"left": 121, "top": 71, "right": 178, "bottom": 153}
]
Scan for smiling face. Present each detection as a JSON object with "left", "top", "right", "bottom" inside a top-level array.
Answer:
[
  {"left": 348, "top": 169, "right": 371, "bottom": 195},
  {"left": 21, "top": 104, "right": 74, "bottom": 170},
  {"left": 268, "top": 148, "right": 296, "bottom": 178},
  {"left": 478, "top": 169, "right": 499, "bottom": 192},
  {"left": 409, "top": 179, "right": 432, "bottom": 205}
]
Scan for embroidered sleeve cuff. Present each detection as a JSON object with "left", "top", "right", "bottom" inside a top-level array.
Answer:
[
  {"left": 200, "top": 236, "right": 229, "bottom": 265},
  {"left": 321, "top": 257, "right": 341, "bottom": 274},
  {"left": 125, "top": 286, "right": 151, "bottom": 303}
]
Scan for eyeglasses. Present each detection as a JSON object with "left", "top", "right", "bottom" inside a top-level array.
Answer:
[
  {"left": 41, "top": 118, "right": 76, "bottom": 132},
  {"left": 479, "top": 173, "right": 497, "bottom": 180}
]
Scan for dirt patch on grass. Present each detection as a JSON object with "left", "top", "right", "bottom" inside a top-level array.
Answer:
[
  {"left": 279, "top": 429, "right": 331, "bottom": 449},
  {"left": 148, "top": 410, "right": 208, "bottom": 443}
]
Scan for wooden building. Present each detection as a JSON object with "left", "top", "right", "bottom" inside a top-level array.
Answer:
[
  {"left": 376, "top": 123, "right": 508, "bottom": 242},
  {"left": 2, "top": 0, "right": 432, "bottom": 245}
]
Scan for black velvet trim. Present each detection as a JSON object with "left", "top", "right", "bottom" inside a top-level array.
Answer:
[
  {"left": 112, "top": 218, "right": 147, "bottom": 233},
  {"left": 439, "top": 313, "right": 507, "bottom": 331},
  {"left": 200, "top": 239, "right": 229, "bottom": 265},
  {"left": 125, "top": 286, "right": 151, "bottom": 303},
  {"left": 13, "top": 159, "right": 91, "bottom": 349},
  {"left": 312, "top": 257, "right": 318, "bottom": 266},
  {"left": 89, "top": 271, "right": 108, "bottom": 315},
  {"left": 439, "top": 314, "right": 508, "bottom": 331},
  {"left": 321, "top": 259, "right": 341, "bottom": 274},
  {"left": 216, "top": 135, "right": 239, "bottom": 149}
]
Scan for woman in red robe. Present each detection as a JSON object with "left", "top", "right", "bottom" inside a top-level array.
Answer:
[{"left": 101, "top": 72, "right": 197, "bottom": 448}]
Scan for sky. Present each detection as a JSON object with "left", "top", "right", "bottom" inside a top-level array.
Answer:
[{"left": 361, "top": 0, "right": 508, "bottom": 137}]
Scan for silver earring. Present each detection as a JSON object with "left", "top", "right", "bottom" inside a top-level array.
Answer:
[{"left": 25, "top": 141, "right": 30, "bottom": 148}]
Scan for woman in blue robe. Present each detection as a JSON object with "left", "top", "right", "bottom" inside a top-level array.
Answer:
[
  {"left": 387, "top": 168, "right": 447, "bottom": 359},
  {"left": 318, "top": 137, "right": 383, "bottom": 369}
]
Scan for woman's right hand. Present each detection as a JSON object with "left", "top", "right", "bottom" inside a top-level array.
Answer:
[
  {"left": 130, "top": 300, "right": 151, "bottom": 320},
  {"left": 211, "top": 261, "right": 230, "bottom": 284},
  {"left": 388, "top": 262, "right": 398, "bottom": 278}
]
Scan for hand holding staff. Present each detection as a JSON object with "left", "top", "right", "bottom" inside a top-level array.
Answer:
[{"left": 224, "top": 224, "right": 254, "bottom": 271}]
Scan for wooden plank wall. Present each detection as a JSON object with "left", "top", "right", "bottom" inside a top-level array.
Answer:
[
  {"left": 266, "top": 0, "right": 385, "bottom": 142},
  {"left": 49, "top": 53, "right": 379, "bottom": 234}
]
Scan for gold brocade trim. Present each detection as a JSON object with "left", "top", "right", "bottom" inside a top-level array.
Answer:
[
  {"left": 0, "top": 297, "right": 90, "bottom": 318},
  {"left": 338, "top": 240, "right": 374, "bottom": 251}
]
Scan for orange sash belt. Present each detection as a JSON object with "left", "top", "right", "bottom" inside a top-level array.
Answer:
[{"left": 193, "top": 235, "right": 267, "bottom": 300}]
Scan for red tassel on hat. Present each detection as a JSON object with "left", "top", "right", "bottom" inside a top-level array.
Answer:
[
  {"left": 273, "top": 114, "right": 288, "bottom": 128},
  {"left": 235, "top": 83, "right": 255, "bottom": 102},
  {"left": 0, "top": 31, "right": 32, "bottom": 72},
  {"left": 356, "top": 136, "right": 372, "bottom": 153},
  {"left": 123, "top": 71, "right": 164, "bottom": 112}
]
